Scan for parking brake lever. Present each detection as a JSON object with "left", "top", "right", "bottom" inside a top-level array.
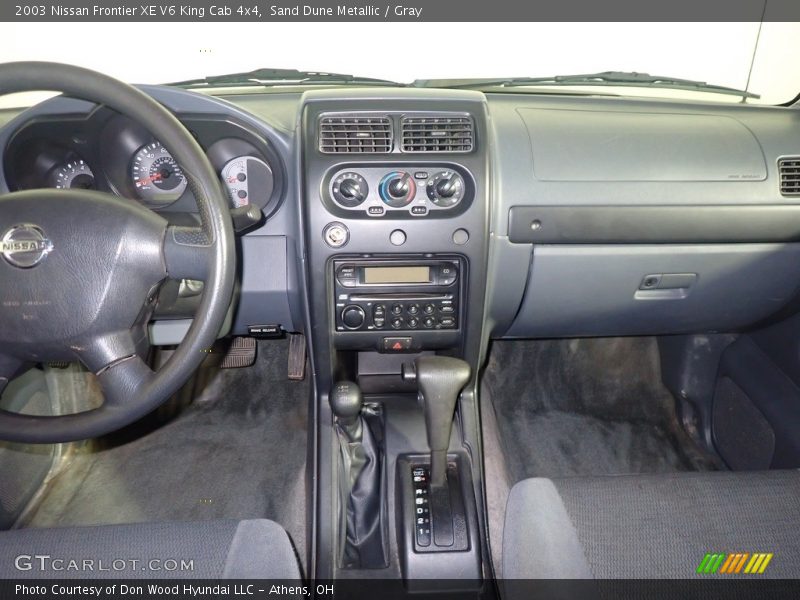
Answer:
[{"left": 403, "top": 356, "right": 471, "bottom": 487}]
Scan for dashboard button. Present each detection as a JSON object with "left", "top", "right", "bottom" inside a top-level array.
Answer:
[
  {"left": 367, "top": 206, "right": 385, "bottom": 216},
  {"left": 410, "top": 206, "right": 428, "bottom": 216},
  {"left": 391, "top": 303, "right": 404, "bottom": 315},
  {"left": 437, "top": 264, "right": 458, "bottom": 286},
  {"left": 423, "top": 317, "right": 435, "bottom": 329},
  {"left": 383, "top": 337, "right": 413, "bottom": 352},
  {"left": 423, "top": 304, "right": 435, "bottom": 315},
  {"left": 391, "top": 317, "right": 404, "bottom": 329},
  {"left": 407, "top": 317, "right": 419, "bottom": 328},
  {"left": 407, "top": 304, "right": 420, "bottom": 315},
  {"left": 439, "top": 316, "right": 456, "bottom": 328},
  {"left": 439, "top": 305, "right": 455, "bottom": 314},
  {"left": 414, "top": 171, "right": 429, "bottom": 180}
]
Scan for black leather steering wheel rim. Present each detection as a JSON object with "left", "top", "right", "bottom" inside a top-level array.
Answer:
[{"left": 0, "top": 62, "right": 235, "bottom": 443}]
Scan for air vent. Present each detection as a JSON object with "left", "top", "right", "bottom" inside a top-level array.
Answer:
[
  {"left": 779, "top": 157, "right": 800, "bottom": 196},
  {"left": 319, "top": 115, "right": 392, "bottom": 154},
  {"left": 401, "top": 115, "right": 474, "bottom": 153}
]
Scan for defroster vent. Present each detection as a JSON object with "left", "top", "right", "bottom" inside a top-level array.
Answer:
[
  {"left": 319, "top": 115, "right": 392, "bottom": 154},
  {"left": 401, "top": 115, "right": 474, "bottom": 153},
  {"left": 779, "top": 157, "right": 800, "bottom": 196}
]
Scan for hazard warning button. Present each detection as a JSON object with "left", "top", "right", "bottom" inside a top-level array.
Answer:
[{"left": 382, "top": 337, "right": 413, "bottom": 352}]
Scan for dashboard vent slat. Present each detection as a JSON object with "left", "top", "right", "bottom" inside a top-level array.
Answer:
[
  {"left": 319, "top": 115, "right": 392, "bottom": 154},
  {"left": 779, "top": 157, "right": 800, "bottom": 196},
  {"left": 401, "top": 115, "right": 474, "bottom": 153}
]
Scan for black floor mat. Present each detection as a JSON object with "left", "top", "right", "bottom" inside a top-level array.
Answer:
[
  {"left": 24, "top": 339, "right": 309, "bottom": 572},
  {"left": 484, "top": 337, "right": 718, "bottom": 482}
]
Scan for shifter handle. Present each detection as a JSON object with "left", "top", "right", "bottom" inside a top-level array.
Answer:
[
  {"left": 330, "top": 381, "right": 363, "bottom": 429},
  {"left": 404, "top": 356, "right": 471, "bottom": 486}
]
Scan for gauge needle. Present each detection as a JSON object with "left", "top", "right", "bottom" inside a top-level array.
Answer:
[{"left": 136, "top": 173, "right": 163, "bottom": 185}]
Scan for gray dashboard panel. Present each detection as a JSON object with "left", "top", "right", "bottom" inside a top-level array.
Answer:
[
  {"left": 518, "top": 108, "right": 767, "bottom": 182},
  {"left": 487, "top": 93, "right": 800, "bottom": 338},
  {"left": 505, "top": 243, "right": 800, "bottom": 338}
]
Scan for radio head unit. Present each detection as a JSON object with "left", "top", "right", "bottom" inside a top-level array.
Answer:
[{"left": 332, "top": 257, "right": 463, "bottom": 351}]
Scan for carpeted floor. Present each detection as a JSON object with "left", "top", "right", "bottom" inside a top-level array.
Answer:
[
  {"left": 481, "top": 337, "right": 720, "bottom": 577},
  {"left": 22, "top": 339, "right": 309, "bottom": 574},
  {"left": 484, "top": 337, "right": 718, "bottom": 481}
]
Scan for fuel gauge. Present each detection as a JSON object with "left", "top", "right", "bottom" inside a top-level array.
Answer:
[{"left": 221, "top": 156, "right": 273, "bottom": 208}]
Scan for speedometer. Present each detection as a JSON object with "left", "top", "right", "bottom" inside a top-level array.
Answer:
[{"left": 131, "top": 141, "right": 187, "bottom": 203}]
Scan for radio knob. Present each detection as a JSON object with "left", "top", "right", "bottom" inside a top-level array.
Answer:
[{"left": 342, "top": 305, "right": 366, "bottom": 329}]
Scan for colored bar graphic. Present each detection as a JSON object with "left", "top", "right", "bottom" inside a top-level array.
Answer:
[
  {"left": 697, "top": 553, "right": 712, "bottom": 574},
  {"left": 734, "top": 553, "right": 749, "bottom": 573},
  {"left": 697, "top": 552, "right": 772, "bottom": 575}
]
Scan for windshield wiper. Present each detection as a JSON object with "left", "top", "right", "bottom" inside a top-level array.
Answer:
[
  {"left": 413, "top": 71, "right": 759, "bottom": 99},
  {"left": 168, "top": 68, "right": 404, "bottom": 88}
]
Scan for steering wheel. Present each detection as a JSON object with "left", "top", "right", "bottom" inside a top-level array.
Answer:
[{"left": 0, "top": 62, "right": 235, "bottom": 443}]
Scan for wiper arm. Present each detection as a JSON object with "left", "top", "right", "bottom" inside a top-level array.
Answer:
[
  {"left": 414, "top": 71, "right": 759, "bottom": 99},
  {"left": 168, "top": 68, "right": 403, "bottom": 88}
]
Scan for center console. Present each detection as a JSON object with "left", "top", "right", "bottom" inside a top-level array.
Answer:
[{"left": 300, "top": 89, "right": 491, "bottom": 595}]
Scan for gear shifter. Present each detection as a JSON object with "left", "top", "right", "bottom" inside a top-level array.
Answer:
[
  {"left": 330, "top": 380, "right": 387, "bottom": 568},
  {"left": 330, "top": 380, "right": 363, "bottom": 441},
  {"left": 403, "top": 356, "right": 471, "bottom": 487}
]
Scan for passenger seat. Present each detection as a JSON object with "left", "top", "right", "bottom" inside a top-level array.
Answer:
[{"left": 503, "top": 470, "right": 800, "bottom": 580}]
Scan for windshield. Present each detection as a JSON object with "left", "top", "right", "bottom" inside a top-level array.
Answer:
[{"left": 1, "top": 22, "right": 798, "bottom": 107}]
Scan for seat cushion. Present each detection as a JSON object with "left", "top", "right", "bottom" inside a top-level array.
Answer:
[
  {"left": 0, "top": 519, "right": 300, "bottom": 579},
  {"left": 504, "top": 470, "right": 800, "bottom": 579}
]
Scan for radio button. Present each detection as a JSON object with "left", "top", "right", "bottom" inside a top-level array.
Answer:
[
  {"left": 439, "top": 305, "right": 455, "bottom": 314},
  {"left": 423, "top": 304, "right": 435, "bottom": 315},
  {"left": 391, "top": 317, "right": 404, "bottom": 329},
  {"left": 408, "top": 317, "right": 419, "bottom": 329},
  {"left": 374, "top": 318, "right": 385, "bottom": 328},
  {"left": 439, "top": 316, "right": 456, "bottom": 328},
  {"left": 423, "top": 317, "right": 435, "bottom": 329},
  {"left": 391, "top": 303, "right": 404, "bottom": 315},
  {"left": 437, "top": 264, "right": 458, "bottom": 286},
  {"left": 342, "top": 305, "right": 366, "bottom": 330},
  {"left": 407, "top": 304, "right": 420, "bottom": 315}
]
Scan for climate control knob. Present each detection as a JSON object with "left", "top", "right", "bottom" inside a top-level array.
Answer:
[
  {"left": 332, "top": 172, "right": 368, "bottom": 207},
  {"left": 341, "top": 305, "right": 366, "bottom": 329},
  {"left": 426, "top": 170, "right": 465, "bottom": 207},
  {"left": 379, "top": 171, "right": 416, "bottom": 208}
]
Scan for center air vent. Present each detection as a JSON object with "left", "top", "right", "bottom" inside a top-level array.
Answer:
[
  {"left": 779, "top": 157, "right": 800, "bottom": 196},
  {"left": 401, "top": 115, "right": 474, "bottom": 153},
  {"left": 319, "top": 115, "right": 392, "bottom": 154}
]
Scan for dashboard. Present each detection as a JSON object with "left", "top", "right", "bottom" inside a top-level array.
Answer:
[{"left": 2, "top": 84, "right": 800, "bottom": 351}]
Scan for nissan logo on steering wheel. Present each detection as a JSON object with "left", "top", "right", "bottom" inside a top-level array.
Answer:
[{"left": 0, "top": 224, "right": 53, "bottom": 268}]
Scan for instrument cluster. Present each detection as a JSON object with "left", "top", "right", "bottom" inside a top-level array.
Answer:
[{"left": 4, "top": 110, "right": 282, "bottom": 216}]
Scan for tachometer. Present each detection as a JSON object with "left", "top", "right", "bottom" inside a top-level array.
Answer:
[
  {"left": 51, "top": 159, "right": 95, "bottom": 190},
  {"left": 131, "top": 141, "right": 187, "bottom": 203}
]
